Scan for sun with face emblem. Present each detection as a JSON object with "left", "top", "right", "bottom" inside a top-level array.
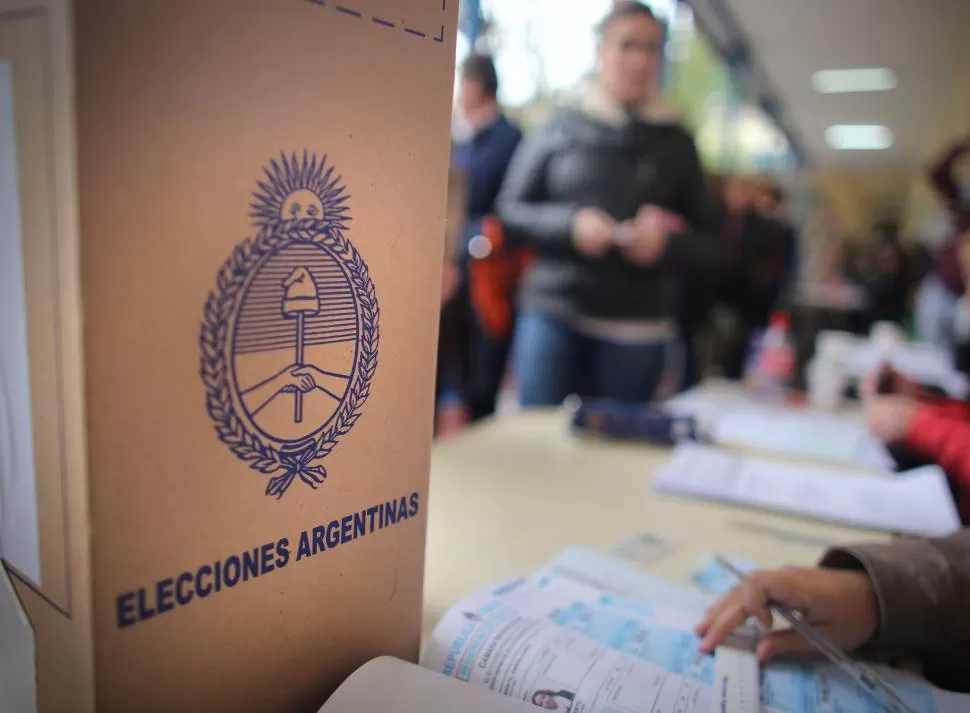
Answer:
[{"left": 249, "top": 151, "right": 351, "bottom": 231}]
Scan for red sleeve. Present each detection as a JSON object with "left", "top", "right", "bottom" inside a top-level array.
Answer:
[
  {"left": 904, "top": 406, "right": 970, "bottom": 488},
  {"left": 923, "top": 395, "right": 970, "bottom": 420}
]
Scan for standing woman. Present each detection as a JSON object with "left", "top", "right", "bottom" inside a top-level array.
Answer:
[{"left": 498, "top": 1, "right": 717, "bottom": 406}]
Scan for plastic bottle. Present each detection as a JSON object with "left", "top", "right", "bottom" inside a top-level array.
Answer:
[{"left": 753, "top": 312, "right": 795, "bottom": 400}]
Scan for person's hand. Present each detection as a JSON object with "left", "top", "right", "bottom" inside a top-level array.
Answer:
[
  {"left": 571, "top": 208, "right": 615, "bottom": 259},
  {"left": 695, "top": 567, "right": 878, "bottom": 662},
  {"left": 651, "top": 205, "right": 687, "bottom": 234},
  {"left": 864, "top": 394, "right": 919, "bottom": 443},
  {"left": 859, "top": 366, "right": 922, "bottom": 401},
  {"left": 621, "top": 205, "right": 671, "bottom": 267}
]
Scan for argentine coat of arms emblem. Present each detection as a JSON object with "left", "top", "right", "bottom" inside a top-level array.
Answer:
[{"left": 200, "top": 152, "right": 379, "bottom": 499}]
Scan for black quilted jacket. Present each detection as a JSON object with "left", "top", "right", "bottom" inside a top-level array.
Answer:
[{"left": 497, "top": 105, "right": 719, "bottom": 324}]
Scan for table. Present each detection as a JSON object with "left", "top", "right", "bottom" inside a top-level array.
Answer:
[{"left": 421, "top": 408, "right": 890, "bottom": 642}]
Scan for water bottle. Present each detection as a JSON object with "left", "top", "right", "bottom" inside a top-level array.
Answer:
[{"left": 753, "top": 312, "right": 795, "bottom": 400}]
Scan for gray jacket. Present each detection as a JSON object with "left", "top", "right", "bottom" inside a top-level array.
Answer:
[
  {"left": 496, "top": 85, "right": 718, "bottom": 324},
  {"left": 823, "top": 528, "right": 970, "bottom": 691}
]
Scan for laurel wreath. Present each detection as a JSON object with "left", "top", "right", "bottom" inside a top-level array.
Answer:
[{"left": 199, "top": 218, "right": 379, "bottom": 499}]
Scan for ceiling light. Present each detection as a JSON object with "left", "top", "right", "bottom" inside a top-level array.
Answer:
[
  {"left": 825, "top": 124, "right": 893, "bottom": 151},
  {"left": 812, "top": 68, "right": 897, "bottom": 94}
]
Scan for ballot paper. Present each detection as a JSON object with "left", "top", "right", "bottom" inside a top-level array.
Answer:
[
  {"left": 421, "top": 549, "right": 968, "bottom": 713},
  {"left": 538, "top": 546, "right": 715, "bottom": 612},
  {"left": 840, "top": 339, "right": 969, "bottom": 398},
  {"left": 710, "top": 405, "right": 895, "bottom": 470},
  {"left": 668, "top": 389, "right": 895, "bottom": 470},
  {"left": 690, "top": 556, "right": 760, "bottom": 596},
  {"left": 652, "top": 444, "right": 961, "bottom": 537},
  {"left": 422, "top": 572, "right": 720, "bottom": 713}
]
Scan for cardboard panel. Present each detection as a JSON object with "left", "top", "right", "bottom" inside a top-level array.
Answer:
[
  {"left": 0, "top": 2, "right": 95, "bottom": 711},
  {"left": 0, "top": 1, "right": 70, "bottom": 616},
  {"left": 74, "top": 1, "right": 455, "bottom": 710}
]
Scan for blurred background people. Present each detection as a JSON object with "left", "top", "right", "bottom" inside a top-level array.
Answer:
[
  {"left": 858, "top": 238, "right": 909, "bottom": 326},
  {"left": 951, "top": 231, "right": 970, "bottom": 375},
  {"left": 677, "top": 171, "right": 728, "bottom": 390},
  {"left": 711, "top": 175, "right": 796, "bottom": 380},
  {"left": 435, "top": 166, "right": 471, "bottom": 436},
  {"left": 498, "top": 1, "right": 716, "bottom": 406},
  {"left": 914, "top": 139, "right": 970, "bottom": 348},
  {"left": 453, "top": 53, "right": 523, "bottom": 422},
  {"left": 752, "top": 181, "right": 798, "bottom": 306}
]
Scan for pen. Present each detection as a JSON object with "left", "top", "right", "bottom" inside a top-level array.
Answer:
[
  {"left": 715, "top": 556, "right": 919, "bottom": 713},
  {"left": 875, "top": 364, "right": 894, "bottom": 394}
]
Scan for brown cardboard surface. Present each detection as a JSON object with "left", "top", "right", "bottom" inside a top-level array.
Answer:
[
  {"left": 2, "top": 0, "right": 454, "bottom": 710},
  {"left": 1, "top": 1, "right": 95, "bottom": 712}
]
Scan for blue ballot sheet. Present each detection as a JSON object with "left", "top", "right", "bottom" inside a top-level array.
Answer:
[
  {"left": 422, "top": 549, "right": 968, "bottom": 713},
  {"left": 551, "top": 600, "right": 717, "bottom": 686},
  {"left": 690, "top": 555, "right": 760, "bottom": 596}
]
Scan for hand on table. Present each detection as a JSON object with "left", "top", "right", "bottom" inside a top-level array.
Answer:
[
  {"left": 695, "top": 567, "right": 879, "bottom": 662},
  {"left": 864, "top": 394, "right": 919, "bottom": 443},
  {"left": 860, "top": 367, "right": 923, "bottom": 401}
]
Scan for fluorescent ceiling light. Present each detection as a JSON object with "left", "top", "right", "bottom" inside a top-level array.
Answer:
[
  {"left": 812, "top": 68, "right": 897, "bottom": 94},
  {"left": 825, "top": 124, "right": 893, "bottom": 151}
]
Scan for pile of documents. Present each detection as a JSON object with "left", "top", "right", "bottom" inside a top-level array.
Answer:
[
  {"left": 652, "top": 443, "right": 961, "bottom": 538},
  {"left": 667, "top": 389, "right": 894, "bottom": 470},
  {"left": 419, "top": 547, "right": 967, "bottom": 713}
]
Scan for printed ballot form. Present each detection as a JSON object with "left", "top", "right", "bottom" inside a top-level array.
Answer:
[
  {"left": 403, "top": 550, "right": 967, "bottom": 713},
  {"left": 652, "top": 444, "right": 961, "bottom": 537},
  {"left": 421, "top": 576, "right": 717, "bottom": 713}
]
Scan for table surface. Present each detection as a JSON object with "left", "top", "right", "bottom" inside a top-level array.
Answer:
[{"left": 421, "top": 407, "right": 890, "bottom": 642}]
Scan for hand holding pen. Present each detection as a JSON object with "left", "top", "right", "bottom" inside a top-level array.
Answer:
[
  {"left": 695, "top": 563, "right": 878, "bottom": 661},
  {"left": 697, "top": 558, "right": 918, "bottom": 713}
]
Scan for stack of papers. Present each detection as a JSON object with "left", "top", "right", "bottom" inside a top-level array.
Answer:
[
  {"left": 840, "top": 339, "right": 968, "bottom": 398},
  {"left": 424, "top": 547, "right": 968, "bottom": 713},
  {"left": 708, "top": 404, "right": 894, "bottom": 470},
  {"left": 667, "top": 389, "right": 895, "bottom": 471},
  {"left": 652, "top": 443, "right": 961, "bottom": 537}
]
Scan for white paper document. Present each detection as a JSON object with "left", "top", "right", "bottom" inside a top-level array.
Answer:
[
  {"left": 841, "top": 340, "right": 968, "bottom": 399},
  {"left": 420, "top": 550, "right": 967, "bottom": 713},
  {"left": 668, "top": 385, "right": 895, "bottom": 470},
  {"left": 322, "top": 657, "right": 536, "bottom": 713},
  {"left": 538, "top": 547, "right": 715, "bottom": 613},
  {"left": 652, "top": 444, "right": 961, "bottom": 537},
  {"left": 709, "top": 405, "right": 894, "bottom": 470},
  {"left": 422, "top": 579, "right": 715, "bottom": 713},
  {"left": 0, "top": 62, "right": 42, "bottom": 586}
]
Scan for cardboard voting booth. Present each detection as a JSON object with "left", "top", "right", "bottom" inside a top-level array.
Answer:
[{"left": 0, "top": 0, "right": 457, "bottom": 710}]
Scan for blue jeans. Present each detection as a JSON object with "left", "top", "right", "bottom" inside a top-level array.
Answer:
[{"left": 514, "top": 311, "right": 672, "bottom": 406}]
